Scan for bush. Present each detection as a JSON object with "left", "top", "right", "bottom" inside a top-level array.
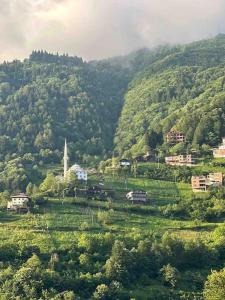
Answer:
[
  {"left": 79, "top": 222, "right": 90, "bottom": 231},
  {"left": 97, "top": 211, "right": 112, "bottom": 225},
  {"left": 204, "top": 268, "right": 225, "bottom": 300},
  {"left": 160, "top": 264, "right": 180, "bottom": 288},
  {"left": 32, "top": 193, "right": 48, "bottom": 205}
]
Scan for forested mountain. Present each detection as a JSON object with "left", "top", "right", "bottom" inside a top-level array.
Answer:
[
  {"left": 0, "top": 51, "right": 130, "bottom": 165},
  {"left": 0, "top": 34, "right": 225, "bottom": 169},
  {"left": 114, "top": 34, "right": 225, "bottom": 156}
]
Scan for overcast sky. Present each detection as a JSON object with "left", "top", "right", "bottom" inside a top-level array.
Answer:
[{"left": 0, "top": 0, "right": 225, "bottom": 62}]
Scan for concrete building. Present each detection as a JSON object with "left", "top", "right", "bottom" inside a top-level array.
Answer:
[
  {"left": 213, "top": 138, "right": 225, "bottom": 158},
  {"left": 69, "top": 164, "right": 87, "bottom": 181},
  {"left": 191, "top": 176, "right": 208, "bottom": 192},
  {"left": 165, "top": 155, "right": 193, "bottom": 166},
  {"left": 191, "top": 172, "right": 223, "bottom": 192},
  {"left": 7, "top": 193, "right": 31, "bottom": 212},
  {"left": 207, "top": 172, "right": 223, "bottom": 186},
  {"left": 166, "top": 131, "right": 185, "bottom": 144}
]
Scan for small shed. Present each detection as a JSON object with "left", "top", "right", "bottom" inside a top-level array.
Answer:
[{"left": 126, "top": 191, "right": 148, "bottom": 204}]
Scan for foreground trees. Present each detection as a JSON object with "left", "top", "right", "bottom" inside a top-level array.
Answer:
[
  {"left": 0, "top": 227, "right": 224, "bottom": 299},
  {"left": 203, "top": 269, "right": 225, "bottom": 300}
]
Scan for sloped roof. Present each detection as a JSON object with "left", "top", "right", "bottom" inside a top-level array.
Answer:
[{"left": 11, "top": 193, "right": 30, "bottom": 199}]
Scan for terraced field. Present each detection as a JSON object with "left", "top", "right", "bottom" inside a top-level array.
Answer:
[{"left": 0, "top": 176, "right": 220, "bottom": 252}]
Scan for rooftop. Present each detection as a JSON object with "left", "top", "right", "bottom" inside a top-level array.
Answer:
[{"left": 11, "top": 193, "right": 30, "bottom": 198}]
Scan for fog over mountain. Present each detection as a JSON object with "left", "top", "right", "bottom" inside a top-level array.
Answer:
[{"left": 0, "top": 0, "right": 225, "bottom": 61}]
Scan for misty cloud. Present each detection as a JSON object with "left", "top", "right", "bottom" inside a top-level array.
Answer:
[{"left": 0, "top": 0, "right": 225, "bottom": 61}]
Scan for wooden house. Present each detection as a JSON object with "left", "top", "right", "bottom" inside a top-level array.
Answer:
[
  {"left": 126, "top": 191, "right": 148, "bottom": 204},
  {"left": 7, "top": 193, "right": 31, "bottom": 213}
]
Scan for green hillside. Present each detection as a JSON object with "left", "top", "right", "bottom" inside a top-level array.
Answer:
[
  {"left": 0, "top": 51, "right": 130, "bottom": 163},
  {"left": 115, "top": 34, "right": 225, "bottom": 156},
  {"left": 0, "top": 173, "right": 224, "bottom": 300},
  {"left": 1, "top": 35, "right": 225, "bottom": 299},
  {"left": 0, "top": 35, "right": 225, "bottom": 192},
  {"left": 1, "top": 35, "right": 225, "bottom": 164}
]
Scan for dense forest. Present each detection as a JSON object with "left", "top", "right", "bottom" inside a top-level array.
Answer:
[
  {"left": 115, "top": 34, "right": 225, "bottom": 156},
  {"left": 0, "top": 50, "right": 130, "bottom": 164}
]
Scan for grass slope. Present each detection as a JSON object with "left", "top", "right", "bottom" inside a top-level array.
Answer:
[{"left": 0, "top": 176, "right": 221, "bottom": 253}]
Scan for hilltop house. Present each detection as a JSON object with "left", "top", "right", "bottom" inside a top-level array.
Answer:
[
  {"left": 7, "top": 193, "right": 31, "bottom": 213},
  {"left": 126, "top": 191, "right": 148, "bottom": 204},
  {"left": 165, "top": 155, "right": 193, "bottom": 166},
  {"left": 166, "top": 131, "right": 185, "bottom": 144},
  {"left": 213, "top": 138, "right": 225, "bottom": 158},
  {"left": 191, "top": 172, "right": 223, "bottom": 192}
]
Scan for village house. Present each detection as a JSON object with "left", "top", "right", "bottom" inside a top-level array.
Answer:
[
  {"left": 166, "top": 131, "right": 185, "bottom": 144},
  {"left": 134, "top": 151, "right": 155, "bottom": 162},
  {"left": 143, "top": 151, "right": 155, "bottom": 162},
  {"left": 119, "top": 159, "right": 131, "bottom": 167},
  {"left": 191, "top": 172, "right": 223, "bottom": 192},
  {"left": 191, "top": 176, "right": 208, "bottom": 192},
  {"left": 69, "top": 164, "right": 88, "bottom": 181},
  {"left": 213, "top": 138, "right": 225, "bottom": 158},
  {"left": 126, "top": 191, "right": 148, "bottom": 204},
  {"left": 165, "top": 155, "right": 193, "bottom": 166},
  {"left": 7, "top": 193, "right": 31, "bottom": 213}
]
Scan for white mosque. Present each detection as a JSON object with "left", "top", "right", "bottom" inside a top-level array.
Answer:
[{"left": 63, "top": 139, "right": 87, "bottom": 181}]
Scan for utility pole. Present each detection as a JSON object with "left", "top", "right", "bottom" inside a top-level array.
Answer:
[
  {"left": 63, "top": 139, "right": 69, "bottom": 180},
  {"left": 74, "top": 187, "right": 77, "bottom": 198},
  {"left": 62, "top": 188, "right": 69, "bottom": 205},
  {"left": 112, "top": 151, "right": 115, "bottom": 180}
]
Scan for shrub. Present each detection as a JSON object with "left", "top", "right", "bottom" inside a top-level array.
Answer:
[{"left": 79, "top": 222, "right": 90, "bottom": 231}]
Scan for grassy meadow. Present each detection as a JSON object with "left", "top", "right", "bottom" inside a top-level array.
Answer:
[{"left": 0, "top": 173, "right": 221, "bottom": 253}]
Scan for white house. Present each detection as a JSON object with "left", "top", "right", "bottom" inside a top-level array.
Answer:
[
  {"left": 119, "top": 159, "right": 131, "bottom": 167},
  {"left": 69, "top": 164, "right": 87, "bottom": 181},
  {"left": 126, "top": 191, "right": 148, "bottom": 204},
  {"left": 213, "top": 138, "right": 225, "bottom": 158},
  {"left": 7, "top": 193, "right": 30, "bottom": 212}
]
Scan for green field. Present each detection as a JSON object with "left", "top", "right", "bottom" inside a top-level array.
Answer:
[
  {"left": 0, "top": 176, "right": 221, "bottom": 253},
  {"left": 0, "top": 170, "right": 224, "bottom": 299},
  {"left": 138, "top": 161, "right": 225, "bottom": 175}
]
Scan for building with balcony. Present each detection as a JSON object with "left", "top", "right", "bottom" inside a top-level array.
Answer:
[
  {"left": 166, "top": 131, "right": 185, "bottom": 144},
  {"left": 191, "top": 172, "right": 223, "bottom": 192},
  {"left": 7, "top": 193, "right": 31, "bottom": 213},
  {"left": 213, "top": 138, "right": 225, "bottom": 158},
  {"left": 165, "top": 155, "right": 193, "bottom": 166}
]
